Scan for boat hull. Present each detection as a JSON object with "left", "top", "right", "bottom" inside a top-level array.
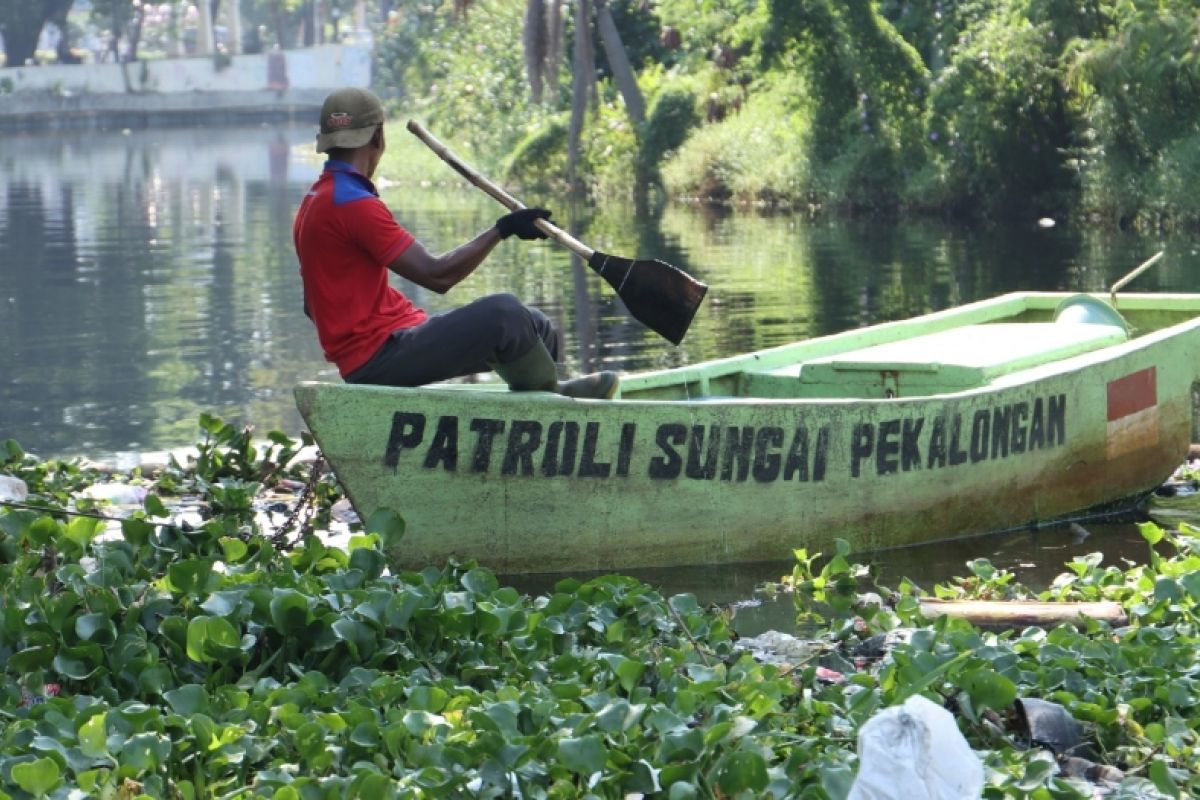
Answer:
[{"left": 295, "top": 293, "right": 1200, "bottom": 574}]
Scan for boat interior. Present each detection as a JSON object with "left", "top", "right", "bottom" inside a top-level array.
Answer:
[{"left": 618, "top": 292, "right": 1200, "bottom": 402}]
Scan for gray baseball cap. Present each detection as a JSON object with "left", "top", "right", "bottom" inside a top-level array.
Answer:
[{"left": 315, "top": 87, "right": 385, "bottom": 153}]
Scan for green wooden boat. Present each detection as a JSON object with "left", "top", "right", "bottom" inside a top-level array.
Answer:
[{"left": 295, "top": 292, "right": 1200, "bottom": 575}]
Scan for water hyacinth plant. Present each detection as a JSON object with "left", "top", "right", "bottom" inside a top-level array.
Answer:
[{"left": 0, "top": 415, "right": 1198, "bottom": 798}]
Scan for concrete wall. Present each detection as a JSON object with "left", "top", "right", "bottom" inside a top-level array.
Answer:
[
  {"left": 0, "top": 44, "right": 370, "bottom": 95},
  {"left": 0, "top": 45, "right": 372, "bottom": 130}
]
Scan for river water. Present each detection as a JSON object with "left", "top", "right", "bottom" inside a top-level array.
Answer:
[{"left": 4, "top": 124, "right": 1200, "bottom": 632}]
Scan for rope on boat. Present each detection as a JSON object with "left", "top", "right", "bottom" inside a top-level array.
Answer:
[{"left": 270, "top": 456, "right": 325, "bottom": 550}]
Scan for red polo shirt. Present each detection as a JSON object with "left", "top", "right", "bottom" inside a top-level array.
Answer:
[{"left": 293, "top": 159, "right": 426, "bottom": 376}]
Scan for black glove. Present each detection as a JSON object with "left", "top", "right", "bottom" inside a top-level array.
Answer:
[{"left": 496, "top": 208, "right": 552, "bottom": 240}]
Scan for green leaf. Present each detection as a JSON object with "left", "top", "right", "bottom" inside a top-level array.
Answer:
[
  {"left": 78, "top": 712, "right": 108, "bottom": 758},
  {"left": 461, "top": 568, "right": 499, "bottom": 595},
  {"left": 63, "top": 516, "right": 104, "bottom": 550},
  {"left": 716, "top": 750, "right": 769, "bottom": 794},
  {"left": 11, "top": 757, "right": 61, "bottom": 796},
  {"left": 164, "top": 684, "right": 211, "bottom": 716},
  {"left": 121, "top": 517, "right": 154, "bottom": 547},
  {"left": 1149, "top": 758, "right": 1178, "bottom": 797},
  {"left": 558, "top": 735, "right": 607, "bottom": 774},
  {"left": 220, "top": 537, "right": 249, "bottom": 562},
  {"left": 614, "top": 657, "right": 646, "bottom": 694},
  {"left": 186, "top": 616, "right": 242, "bottom": 663},
  {"left": 1138, "top": 522, "right": 1164, "bottom": 545},
  {"left": 8, "top": 645, "right": 55, "bottom": 672},
  {"left": 53, "top": 647, "right": 101, "bottom": 680},
  {"left": 76, "top": 612, "right": 118, "bottom": 644},
  {"left": 365, "top": 508, "right": 406, "bottom": 550},
  {"left": 144, "top": 494, "right": 169, "bottom": 518},
  {"left": 1153, "top": 577, "right": 1181, "bottom": 601},
  {"left": 294, "top": 722, "right": 327, "bottom": 762},
  {"left": 119, "top": 732, "right": 171, "bottom": 773},
  {"left": 270, "top": 589, "right": 310, "bottom": 633},
  {"left": 168, "top": 559, "right": 214, "bottom": 597},
  {"left": 27, "top": 516, "right": 59, "bottom": 547},
  {"left": 962, "top": 669, "right": 1017, "bottom": 712},
  {"left": 349, "top": 547, "right": 385, "bottom": 580}
]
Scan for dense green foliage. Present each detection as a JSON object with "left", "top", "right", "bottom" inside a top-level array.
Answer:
[
  {"left": 374, "top": 0, "right": 1200, "bottom": 227},
  {"left": 4, "top": 416, "right": 1200, "bottom": 797}
]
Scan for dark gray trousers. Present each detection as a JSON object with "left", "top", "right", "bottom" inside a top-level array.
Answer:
[{"left": 345, "top": 293, "right": 559, "bottom": 387}]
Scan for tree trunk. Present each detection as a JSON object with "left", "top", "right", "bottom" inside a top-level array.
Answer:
[
  {"left": 523, "top": 0, "right": 546, "bottom": 103},
  {"left": 594, "top": 0, "right": 644, "bottom": 124},
  {"left": 568, "top": 0, "right": 594, "bottom": 191},
  {"left": 48, "top": 0, "right": 79, "bottom": 63},
  {"left": 546, "top": 0, "right": 563, "bottom": 98},
  {"left": 128, "top": 3, "right": 145, "bottom": 61},
  {"left": 2, "top": 4, "right": 47, "bottom": 67}
]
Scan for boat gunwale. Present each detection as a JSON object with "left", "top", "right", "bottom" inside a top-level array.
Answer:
[{"left": 294, "top": 291, "right": 1200, "bottom": 409}]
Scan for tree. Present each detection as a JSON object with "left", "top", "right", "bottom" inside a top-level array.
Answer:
[
  {"left": 0, "top": 0, "right": 73, "bottom": 67},
  {"left": 523, "top": 0, "right": 647, "bottom": 187}
]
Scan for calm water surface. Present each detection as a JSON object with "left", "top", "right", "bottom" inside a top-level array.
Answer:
[{"left": 4, "top": 125, "right": 1200, "bottom": 630}]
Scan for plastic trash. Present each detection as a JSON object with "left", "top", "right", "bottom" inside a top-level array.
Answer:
[
  {"left": 1015, "top": 697, "right": 1084, "bottom": 757},
  {"left": 80, "top": 482, "right": 149, "bottom": 505},
  {"left": 847, "top": 694, "right": 984, "bottom": 800},
  {"left": 0, "top": 475, "right": 28, "bottom": 503}
]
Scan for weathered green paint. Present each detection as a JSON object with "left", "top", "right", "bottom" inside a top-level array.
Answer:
[{"left": 294, "top": 292, "right": 1200, "bottom": 575}]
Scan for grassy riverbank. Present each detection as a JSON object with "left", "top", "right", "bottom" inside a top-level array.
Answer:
[
  {"left": 2, "top": 416, "right": 1200, "bottom": 796},
  {"left": 375, "top": 0, "right": 1200, "bottom": 230}
]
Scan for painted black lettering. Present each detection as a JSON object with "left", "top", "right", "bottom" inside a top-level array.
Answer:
[
  {"left": 949, "top": 413, "right": 969, "bottom": 466},
  {"left": 813, "top": 426, "right": 829, "bottom": 482},
  {"left": 578, "top": 422, "right": 611, "bottom": 478},
  {"left": 877, "top": 419, "right": 901, "bottom": 475},
  {"left": 649, "top": 424, "right": 686, "bottom": 479},
  {"left": 901, "top": 418, "right": 923, "bottom": 471},
  {"left": 969, "top": 409, "right": 990, "bottom": 463},
  {"left": 722, "top": 427, "right": 754, "bottom": 481},
  {"left": 470, "top": 419, "right": 505, "bottom": 473},
  {"left": 783, "top": 427, "right": 809, "bottom": 482},
  {"left": 1029, "top": 397, "right": 1046, "bottom": 450},
  {"left": 927, "top": 416, "right": 947, "bottom": 469},
  {"left": 1010, "top": 402, "right": 1028, "bottom": 454},
  {"left": 1048, "top": 394, "right": 1066, "bottom": 446},
  {"left": 541, "top": 421, "right": 579, "bottom": 477},
  {"left": 616, "top": 423, "right": 636, "bottom": 477},
  {"left": 850, "top": 423, "right": 874, "bottom": 478},
  {"left": 686, "top": 425, "right": 720, "bottom": 480},
  {"left": 752, "top": 427, "right": 784, "bottom": 482},
  {"left": 423, "top": 415, "right": 459, "bottom": 471},
  {"left": 501, "top": 420, "right": 542, "bottom": 476},
  {"left": 991, "top": 406, "right": 1011, "bottom": 459},
  {"left": 384, "top": 412, "right": 425, "bottom": 469}
]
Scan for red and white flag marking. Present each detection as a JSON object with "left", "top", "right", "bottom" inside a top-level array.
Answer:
[{"left": 1106, "top": 367, "right": 1158, "bottom": 459}]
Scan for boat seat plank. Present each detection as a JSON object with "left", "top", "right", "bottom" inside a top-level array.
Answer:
[{"left": 744, "top": 322, "right": 1127, "bottom": 398}]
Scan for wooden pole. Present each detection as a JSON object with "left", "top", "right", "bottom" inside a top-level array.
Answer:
[{"left": 918, "top": 599, "right": 1128, "bottom": 628}]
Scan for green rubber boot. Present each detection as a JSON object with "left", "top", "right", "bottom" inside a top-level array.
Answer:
[{"left": 493, "top": 342, "right": 619, "bottom": 400}]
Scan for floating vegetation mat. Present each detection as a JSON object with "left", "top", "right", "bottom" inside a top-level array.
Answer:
[{"left": 2, "top": 416, "right": 1199, "bottom": 797}]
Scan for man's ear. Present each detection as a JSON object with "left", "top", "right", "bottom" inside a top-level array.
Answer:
[{"left": 371, "top": 125, "right": 385, "bottom": 149}]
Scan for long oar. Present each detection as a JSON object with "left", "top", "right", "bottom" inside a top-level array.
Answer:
[{"left": 407, "top": 120, "right": 708, "bottom": 346}]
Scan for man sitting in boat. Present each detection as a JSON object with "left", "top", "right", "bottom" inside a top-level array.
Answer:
[{"left": 293, "top": 87, "right": 618, "bottom": 400}]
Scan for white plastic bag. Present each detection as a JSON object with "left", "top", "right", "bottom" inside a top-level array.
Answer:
[
  {"left": 847, "top": 694, "right": 984, "bottom": 800},
  {"left": 0, "top": 475, "right": 28, "bottom": 503},
  {"left": 80, "top": 482, "right": 149, "bottom": 505}
]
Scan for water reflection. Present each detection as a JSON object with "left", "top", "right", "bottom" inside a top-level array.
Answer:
[
  {"left": 0, "top": 126, "right": 327, "bottom": 457},
  {"left": 513, "top": 510, "right": 1174, "bottom": 637},
  {"left": 5, "top": 125, "right": 1200, "bottom": 460}
]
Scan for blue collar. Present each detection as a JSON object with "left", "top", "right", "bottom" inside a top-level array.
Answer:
[{"left": 324, "top": 158, "right": 379, "bottom": 205}]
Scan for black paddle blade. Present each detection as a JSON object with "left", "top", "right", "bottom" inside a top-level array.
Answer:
[{"left": 588, "top": 251, "right": 708, "bottom": 345}]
